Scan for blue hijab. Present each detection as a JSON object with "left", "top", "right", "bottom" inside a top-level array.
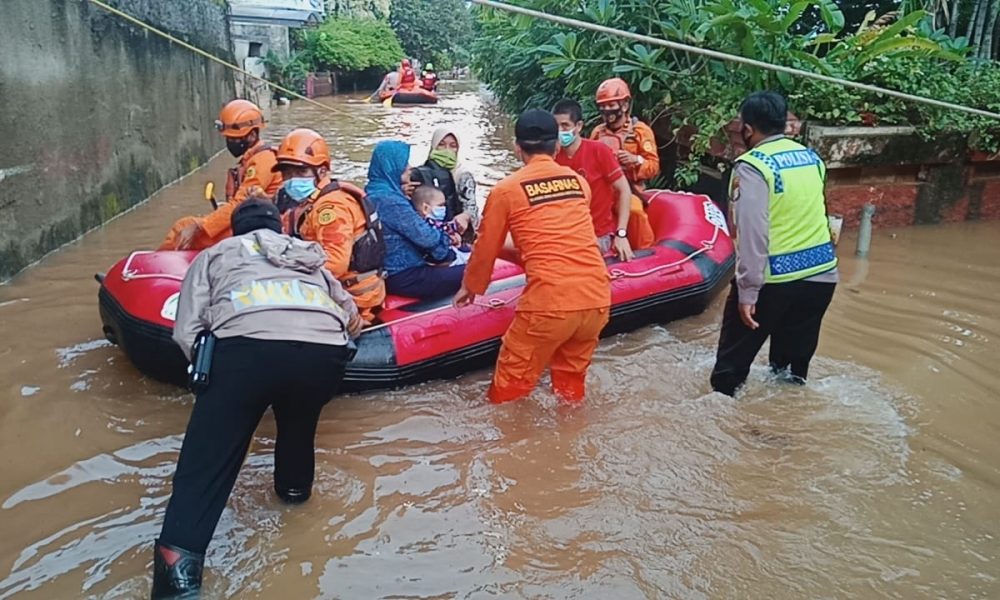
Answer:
[{"left": 365, "top": 140, "right": 410, "bottom": 200}]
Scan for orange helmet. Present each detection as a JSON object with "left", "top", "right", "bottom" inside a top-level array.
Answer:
[
  {"left": 215, "top": 99, "right": 265, "bottom": 138},
  {"left": 272, "top": 128, "right": 330, "bottom": 171},
  {"left": 596, "top": 78, "right": 632, "bottom": 105}
]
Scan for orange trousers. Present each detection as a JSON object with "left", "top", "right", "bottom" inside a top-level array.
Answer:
[
  {"left": 159, "top": 216, "right": 230, "bottom": 251},
  {"left": 627, "top": 195, "right": 655, "bottom": 250},
  {"left": 489, "top": 307, "right": 610, "bottom": 404}
]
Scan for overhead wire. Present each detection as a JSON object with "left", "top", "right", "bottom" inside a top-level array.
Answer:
[
  {"left": 86, "top": 0, "right": 383, "bottom": 126},
  {"left": 468, "top": 0, "right": 1000, "bottom": 121}
]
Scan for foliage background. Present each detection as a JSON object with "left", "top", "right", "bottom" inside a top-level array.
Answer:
[{"left": 471, "top": 0, "right": 1000, "bottom": 184}]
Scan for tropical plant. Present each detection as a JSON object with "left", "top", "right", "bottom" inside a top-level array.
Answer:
[
  {"left": 261, "top": 51, "right": 310, "bottom": 95},
  {"left": 472, "top": 0, "right": 1000, "bottom": 185}
]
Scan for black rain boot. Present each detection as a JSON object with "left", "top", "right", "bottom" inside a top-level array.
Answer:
[
  {"left": 151, "top": 539, "right": 203, "bottom": 599},
  {"left": 275, "top": 484, "right": 312, "bottom": 505}
]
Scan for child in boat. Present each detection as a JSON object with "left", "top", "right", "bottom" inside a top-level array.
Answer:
[{"left": 411, "top": 185, "right": 471, "bottom": 265}]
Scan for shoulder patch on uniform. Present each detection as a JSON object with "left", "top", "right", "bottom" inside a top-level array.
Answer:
[
  {"left": 520, "top": 175, "right": 586, "bottom": 206},
  {"left": 642, "top": 139, "right": 655, "bottom": 153},
  {"left": 730, "top": 175, "right": 741, "bottom": 202},
  {"left": 245, "top": 166, "right": 256, "bottom": 180},
  {"left": 317, "top": 208, "right": 337, "bottom": 225}
]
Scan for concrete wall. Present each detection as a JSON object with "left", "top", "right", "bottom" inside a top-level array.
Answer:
[
  {"left": 0, "top": 0, "right": 236, "bottom": 280},
  {"left": 232, "top": 22, "right": 291, "bottom": 64}
]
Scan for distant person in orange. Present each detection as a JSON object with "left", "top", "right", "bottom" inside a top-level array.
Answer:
[
  {"left": 398, "top": 59, "right": 417, "bottom": 91},
  {"left": 590, "top": 77, "right": 657, "bottom": 249},
  {"left": 274, "top": 128, "right": 386, "bottom": 322},
  {"left": 160, "top": 99, "right": 282, "bottom": 251},
  {"left": 454, "top": 109, "right": 611, "bottom": 404},
  {"left": 552, "top": 98, "right": 634, "bottom": 261}
]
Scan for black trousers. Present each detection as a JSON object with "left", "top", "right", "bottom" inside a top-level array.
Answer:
[
  {"left": 386, "top": 264, "right": 465, "bottom": 299},
  {"left": 158, "top": 337, "right": 350, "bottom": 554},
  {"left": 710, "top": 279, "right": 836, "bottom": 396}
]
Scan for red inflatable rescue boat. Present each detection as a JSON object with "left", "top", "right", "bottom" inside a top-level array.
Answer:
[
  {"left": 379, "top": 87, "right": 438, "bottom": 105},
  {"left": 98, "top": 191, "right": 734, "bottom": 392}
]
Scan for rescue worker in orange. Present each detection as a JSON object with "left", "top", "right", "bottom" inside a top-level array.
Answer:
[
  {"left": 398, "top": 59, "right": 418, "bottom": 91},
  {"left": 273, "top": 128, "right": 386, "bottom": 323},
  {"left": 454, "top": 109, "right": 611, "bottom": 404},
  {"left": 160, "top": 99, "right": 282, "bottom": 251},
  {"left": 590, "top": 78, "right": 657, "bottom": 249}
]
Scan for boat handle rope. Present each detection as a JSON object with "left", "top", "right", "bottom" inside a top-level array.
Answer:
[
  {"left": 609, "top": 224, "right": 721, "bottom": 280},
  {"left": 120, "top": 251, "right": 186, "bottom": 282}
]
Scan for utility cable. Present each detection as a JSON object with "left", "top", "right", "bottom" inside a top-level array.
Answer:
[
  {"left": 469, "top": 0, "right": 1000, "bottom": 121},
  {"left": 86, "top": 0, "right": 383, "bottom": 126}
]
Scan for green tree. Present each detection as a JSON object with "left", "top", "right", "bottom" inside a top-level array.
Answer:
[
  {"left": 389, "top": 0, "right": 474, "bottom": 68},
  {"left": 297, "top": 16, "right": 405, "bottom": 72}
]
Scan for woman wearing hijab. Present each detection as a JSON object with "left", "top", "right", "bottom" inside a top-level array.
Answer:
[
  {"left": 366, "top": 140, "right": 466, "bottom": 300},
  {"left": 422, "top": 127, "right": 478, "bottom": 242}
]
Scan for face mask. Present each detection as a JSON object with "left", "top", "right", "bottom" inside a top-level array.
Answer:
[
  {"left": 430, "top": 206, "right": 447, "bottom": 221},
  {"left": 741, "top": 126, "right": 754, "bottom": 149},
  {"left": 559, "top": 130, "right": 577, "bottom": 147},
  {"left": 600, "top": 108, "right": 624, "bottom": 125},
  {"left": 282, "top": 177, "right": 317, "bottom": 203},
  {"left": 430, "top": 149, "right": 458, "bottom": 170},
  {"left": 226, "top": 137, "right": 252, "bottom": 158}
]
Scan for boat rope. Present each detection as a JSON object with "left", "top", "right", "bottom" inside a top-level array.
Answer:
[
  {"left": 362, "top": 292, "right": 522, "bottom": 333},
  {"left": 468, "top": 0, "right": 1000, "bottom": 122},
  {"left": 86, "top": 0, "right": 382, "bottom": 126},
  {"left": 120, "top": 251, "right": 186, "bottom": 282},
  {"left": 610, "top": 225, "right": 722, "bottom": 281}
]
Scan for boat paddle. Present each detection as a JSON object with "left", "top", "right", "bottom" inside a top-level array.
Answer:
[{"left": 204, "top": 182, "right": 218, "bottom": 209}]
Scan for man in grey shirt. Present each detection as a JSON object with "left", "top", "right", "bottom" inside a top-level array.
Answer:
[{"left": 710, "top": 92, "right": 838, "bottom": 396}]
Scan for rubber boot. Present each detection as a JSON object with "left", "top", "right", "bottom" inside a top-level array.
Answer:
[
  {"left": 151, "top": 539, "right": 203, "bottom": 599},
  {"left": 275, "top": 484, "right": 311, "bottom": 504}
]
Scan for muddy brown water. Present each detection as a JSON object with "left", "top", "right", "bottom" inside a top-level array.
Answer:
[{"left": 1, "top": 81, "right": 998, "bottom": 599}]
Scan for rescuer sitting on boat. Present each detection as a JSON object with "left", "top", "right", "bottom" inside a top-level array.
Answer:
[
  {"left": 591, "top": 77, "right": 657, "bottom": 250},
  {"left": 398, "top": 58, "right": 418, "bottom": 91},
  {"left": 421, "top": 62, "right": 439, "bottom": 91},
  {"left": 455, "top": 109, "right": 611, "bottom": 404},
  {"left": 152, "top": 200, "right": 362, "bottom": 599},
  {"left": 274, "top": 128, "right": 386, "bottom": 323},
  {"left": 368, "top": 140, "right": 467, "bottom": 299},
  {"left": 160, "top": 99, "right": 282, "bottom": 251},
  {"left": 710, "top": 91, "right": 839, "bottom": 396}
]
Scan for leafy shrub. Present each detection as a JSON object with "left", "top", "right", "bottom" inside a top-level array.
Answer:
[{"left": 472, "top": 0, "right": 1000, "bottom": 185}]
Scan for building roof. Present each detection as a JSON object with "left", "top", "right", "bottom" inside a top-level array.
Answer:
[{"left": 229, "top": 0, "right": 324, "bottom": 27}]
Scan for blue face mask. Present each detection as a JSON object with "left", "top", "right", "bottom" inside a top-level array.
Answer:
[
  {"left": 559, "top": 130, "right": 577, "bottom": 148},
  {"left": 283, "top": 177, "right": 317, "bottom": 203},
  {"left": 430, "top": 206, "right": 447, "bottom": 221}
]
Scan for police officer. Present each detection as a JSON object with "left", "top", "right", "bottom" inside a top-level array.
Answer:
[
  {"left": 151, "top": 200, "right": 362, "bottom": 599},
  {"left": 710, "top": 92, "right": 838, "bottom": 396}
]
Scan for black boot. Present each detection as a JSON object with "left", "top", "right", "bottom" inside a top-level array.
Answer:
[
  {"left": 151, "top": 539, "right": 203, "bottom": 599},
  {"left": 275, "top": 484, "right": 311, "bottom": 504}
]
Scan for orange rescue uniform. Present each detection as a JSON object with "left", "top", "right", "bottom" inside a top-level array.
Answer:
[
  {"left": 591, "top": 118, "right": 658, "bottom": 249},
  {"left": 160, "top": 142, "right": 282, "bottom": 250},
  {"left": 286, "top": 178, "right": 386, "bottom": 322},
  {"left": 463, "top": 155, "right": 611, "bottom": 403}
]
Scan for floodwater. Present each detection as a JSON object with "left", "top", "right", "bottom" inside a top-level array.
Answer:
[{"left": 1, "top": 80, "right": 998, "bottom": 599}]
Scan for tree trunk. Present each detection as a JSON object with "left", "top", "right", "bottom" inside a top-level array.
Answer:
[
  {"left": 971, "top": 0, "right": 991, "bottom": 54},
  {"left": 949, "top": 0, "right": 963, "bottom": 37},
  {"left": 982, "top": 0, "right": 1000, "bottom": 58},
  {"left": 967, "top": 0, "right": 982, "bottom": 39}
]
